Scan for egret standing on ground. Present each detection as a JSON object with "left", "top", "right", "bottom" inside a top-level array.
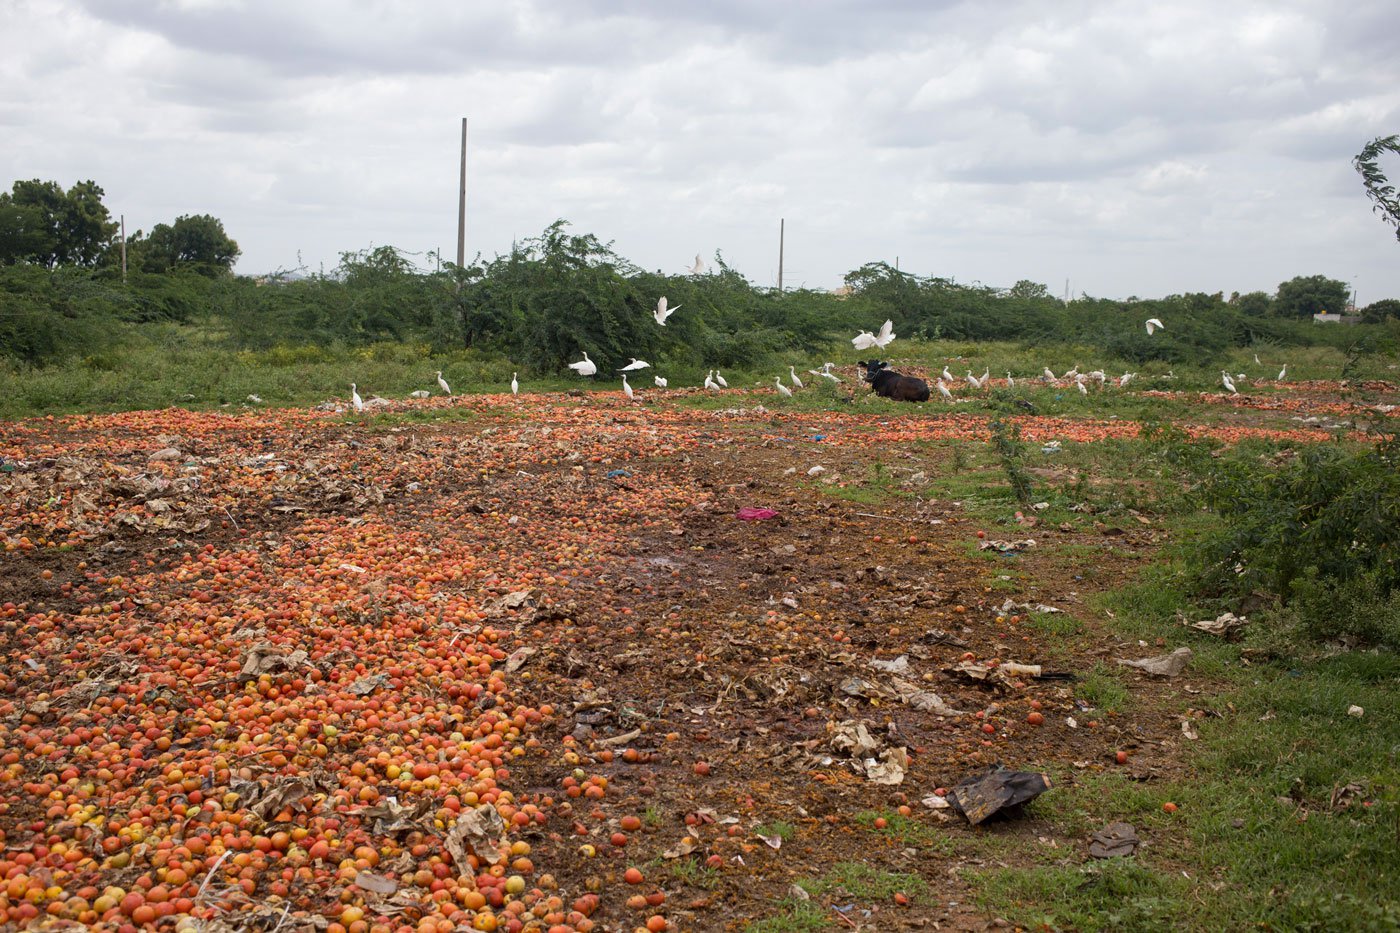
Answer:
[
  {"left": 654, "top": 297, "right": 680, "bottom": 326},
  {"left": 1042, "top": 367, "right": 1057, "bottom": 384},
  {"left": 1145, "top": 318, "right": 1164, "bottom": 335},
  {"left": 789, "top": 366, "right": 804, "bottom": 389},
  {"left": 568, "top": 353, "right": 597, "bottom": 376},
  {"left": 714, "top": 371, "right": 729, "bottom": 388},
  {"left": 350, "top": 383, "right": 364, "bottom": 412},
  {"left": 704, "top": 370, "right": 719, "bottom": 390},
  {"left": 511, "top": 372, "right": 518, "bottom": 396},
  {"left": 774, "top": 377, "right": 792, "bottom": 398},
  {"left": 654, "top": 375, "right": 668, "bottom": 388},
  {"left": 965, "top": 370, "right": 982, "bottom": 389},
  {"left": 621, "top": 373, "right": 634, "bottom": 400},
  {"left": 1277, "top": 364, "right": 1287, "bottom": 381},
  {"left": 1221, "top": 371, "right": 1239, "bottom": 395},
  {"left": 436, "top": 371, "right": 452, "bottom": 396},
  {"left": 942, "top": 366, "right": 954, "bottom": 382},
  {"left": 937, "top": 380, "right": 954, "bottom": 402},
  {"left": 1006, "top": 372, "right": 1015, "bottom": 389}
]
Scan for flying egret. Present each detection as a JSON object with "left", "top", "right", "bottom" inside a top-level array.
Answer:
[
  {"left": 1006, "top": 372, "right": 1015, "bottom": 389},
  {"left": 851, "top": 330, "right": 877, "bottom": 350},
  {"left": 774, "top": 377, "right": 793, "bottom": 398},
  {"left": 436, "top": 370, "right": 452, "bottom": 396},
  {"left": 619, "top": 358, "right": 651, "bottom": 372},
  {"left": 621, "top": 373, "right": 634, "bottom": 400},
  {"left": 567, "top": 352, "right": 597, "bottom": 376},
  {"left": 653, "top": 296, "right": 680, "bottom": 326},
  {"left": 704, "top": 370, "right": 719, "bottom": 390},
  {"left": 936, "top": 380, "right": 954, "bottom": 402},
  {"left": 1221, "top": 371, "right": 1238, "bottom": 395},
  {"left": 511, "top": 372, "right": 518, "bottom": 396},
  {"left": 1277, "top": 364, "right": 1287, "bottom": 381},
  {"left": 350, "top": 383, "right": 364, "bottom": 412},
  {"left": 873, "top": 319, "right": 896, "bottom": 348},
  {"left": 942, "top": 366, "right": 955, "bottom": 382},
  {"left": 1145, "top": 318, "right": 1164, "bottom": 335},
  {"left": 714, "top": 371, "right": 729, "bottom": 388},
  {"left": 654, "top": 375, "right": 668, "bottom": 388},
  {"left": 789, "top": 366, "right": 804, "bottom": 389},
  {"left": 687, "top": 254, "right": 705, "bottom": 275}
]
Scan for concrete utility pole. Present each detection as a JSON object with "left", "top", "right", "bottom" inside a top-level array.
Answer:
[
  {"left": 456, "top": 118, "right": 468, "bottom": 269},
  {"left": 778, "top": 218, "right": 785, "bottom": 292}
]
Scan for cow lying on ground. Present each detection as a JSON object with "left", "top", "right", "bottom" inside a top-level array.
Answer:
[{"left": 859, "top": 360, "right": 930, "bottom": 402}]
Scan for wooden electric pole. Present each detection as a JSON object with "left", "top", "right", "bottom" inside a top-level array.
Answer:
[
  {"left": 120, "top": 215, "right": 127, "bottom": 282},
  {"left": 778, "top": 218, "right": 785, "bottom": 292},
  {"left": 456, "top": 118, "right": 468, "bottom": 269}
]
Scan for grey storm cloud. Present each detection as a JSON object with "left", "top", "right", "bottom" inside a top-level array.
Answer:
[{"left": 4, "top": 0, "right": 1400, "bottom": 299}]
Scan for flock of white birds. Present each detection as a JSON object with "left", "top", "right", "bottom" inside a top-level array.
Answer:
[{"left": 346, "top": 304, "right": 1281, "bottom": 411}]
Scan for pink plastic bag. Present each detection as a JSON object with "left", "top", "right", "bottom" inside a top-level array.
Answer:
[{"left": 736, "top": 507, "right": 779, "bottom": 521}]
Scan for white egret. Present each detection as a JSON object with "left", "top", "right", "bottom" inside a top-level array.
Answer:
[
  {"left": 851, "top": 330, "right": 877, "bottom": 350},
  {"left": 980, "top": 367, "right": 990, "bottom": 385},
  {"left": 789, "top": 366, "right": 804, "bottom": 389},
  {"left": 619, "top": 358, "right": 651, "bottom": 372},
  {"left": 1221, "top": 371, "right": 1238, "bottom": 395},
  {"left": 1254, "top": 353, "right": 1262, "bottom": 365},
  {"left": 965, "top": 370, "right": 981, "bottom": 389},
  {"left": 1089, "top": 370, "right": 1107, "bottom": 385},
  {"left": 942, "top": 366, "right": 954, "bottom": 382},
  {"left": 621, "top": 373, "right": 634, "bottom": 400},
  {"left": 687, "top": 254, "right": 705, "bottom": 275},
  {"left": 774, "top": 377, "right": 793, "bottom": 398},
  {"left": 817, "top": 370, "right": 841, "bottom": 383},
  {"left": 1042, "top": 367, "right": 1057, "bottom": 383},
  {"left": 654, "top": 375, "right": 668, "bottom": 388},
  {"left": 409, "top": 390, "right": 430, "bottom": 399},
  {"left": 704, "top": 370, "right": 719, "bottom": 390},
  {"left": 436, "top": 370, "right": 452, "bottom": 396},
  {"left": 1077, "top": 379, "right": 1089, "bottom": 396},
  {"left": 1278, "top": 364, "right": 1287, "bottom": 381},
  {"left": 653, "top": 297, "right": 680, "bottom": 326},
  {"left": 873, "top": 319, "right": 896, "bottom": 348},
  {"left": 350, "top": 383, "right": 364, "bottom": 412},
  {"left": 567, "top": 352, "right": 598, "bottom": 376},
  {"left": 936, "top": 380, "right": 954, "bottom": 402},
  {"left": 714, "top": 371, "right": 729, "bottom": 388},
  {"left": 1145, "top": 318, "right": 1164, "bottom": 335},
  {"left": 246, "top": 394, "right": 263, "bottom": 404},
  {"left": 1119, "top": 372, "right": 1136, "bottom": 387},
  {"left": 1006, "top": 372, "right": 1015, "bottom": 389},
  {"left": 1063, "top": 365, "right": 1080, "bottom": 380},
  {"left": 511, "top": 373, "right": 518, "bottom": 396}
]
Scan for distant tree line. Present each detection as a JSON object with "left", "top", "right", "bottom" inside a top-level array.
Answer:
[{"left": 2, "top": 178, "right": 1398, "bottom": 368}]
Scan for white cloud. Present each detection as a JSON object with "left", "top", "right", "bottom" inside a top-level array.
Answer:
[{"left": 1, "top": 0, "right": 1398, "bottom": 299}]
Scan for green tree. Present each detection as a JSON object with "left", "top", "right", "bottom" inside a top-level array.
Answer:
[
  {"left": 1360, "top": 298, "right": 1400, "bottom": 324},
  {"left": 139, "top": 213, "right": 240, "bottom": 275},
  {"left": 1274, "top": 275, "right": 1349, "bottom": 318},
  {"left": 1353, "top": 134, "right": 1400, "bottom": 242},
  {"left": 0, "top": 179, "right": 117, "bottom": 267},
  {"left": 1229, "top": 291, "right": 1273, "bottom": 316}
]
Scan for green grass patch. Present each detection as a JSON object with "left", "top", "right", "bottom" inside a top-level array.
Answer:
[
  {"left": 798, "top": 861, "right": 930, "bottom": 903},
  {"left": 669, "top": 857, "right": 722, "bottom": 890},
  {"left": 854, "top": 811, "right": 955, "bottom": 853},
  {"left": 745, "top": 897, "right": 831, "bottom": 932},
  {"left": 1074, "top": 663, "right": 1131, "bottom": 713}
]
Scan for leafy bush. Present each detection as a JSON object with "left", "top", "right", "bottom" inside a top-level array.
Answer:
[{"left": 1194, "top": 425, "right": 1400, "bottom": 648}]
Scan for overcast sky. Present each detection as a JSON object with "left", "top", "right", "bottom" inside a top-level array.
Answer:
[{"left": 4, "top": 0, "right": 1399, "bottom": 301}]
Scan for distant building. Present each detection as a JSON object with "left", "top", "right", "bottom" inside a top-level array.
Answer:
[{"left": 1312, "top": 313, "right": 1362, "bottom": 324}]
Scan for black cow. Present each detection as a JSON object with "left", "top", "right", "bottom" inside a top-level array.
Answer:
[{"left": 859, "top": 360, "right": 930, "bottom": 402}]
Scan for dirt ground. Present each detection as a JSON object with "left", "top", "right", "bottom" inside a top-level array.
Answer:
[{"left": 0, "top": 394, "right": 1289, "bottom": 931}]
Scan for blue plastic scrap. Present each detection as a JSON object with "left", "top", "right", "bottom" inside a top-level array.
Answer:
[{"left": 606, "top": 469, "right": 632, "bottom": 479}]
